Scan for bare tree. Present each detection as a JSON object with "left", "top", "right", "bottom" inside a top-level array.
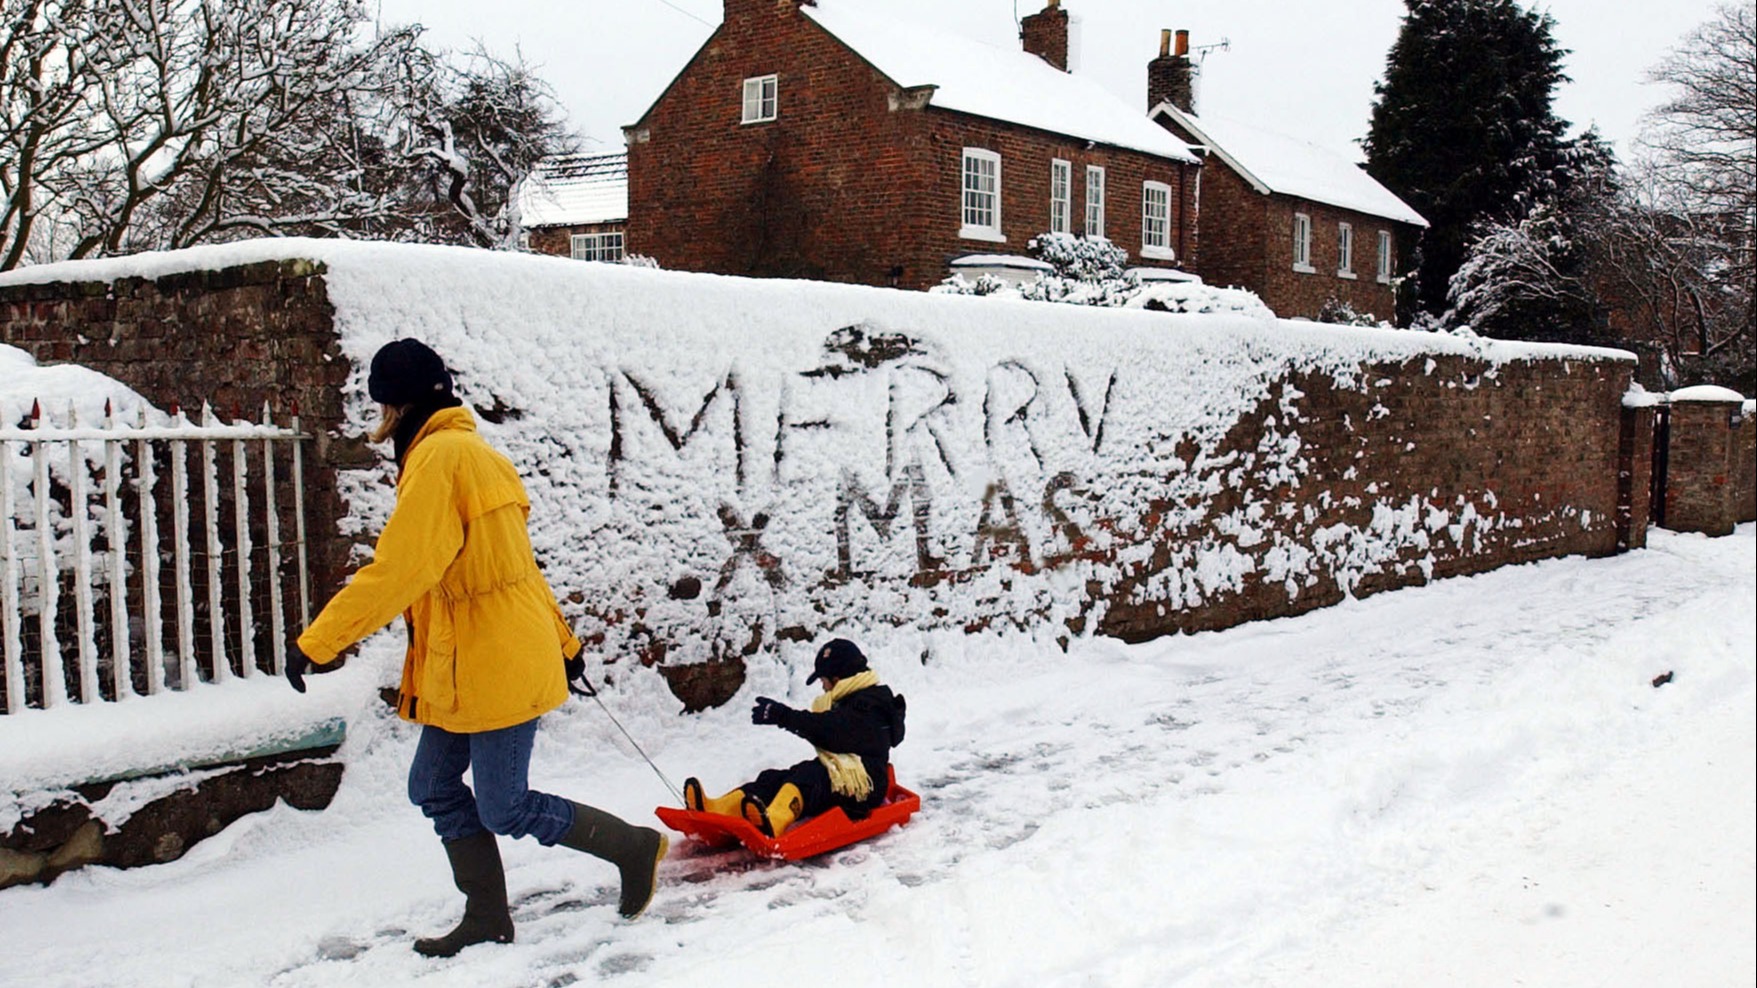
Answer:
[
  {"left": 1, "top": 0, "right": 118, "bottom": 268},
  {"left": 1633, "top": 3, "right": 1756, "bottom": 389},
  {"left": 1645, "top": 3, "right": 1756, "bottom": 219},
  {"left": 386, "top": 43, "right": 577, "bottom": 249},
  {"left": 1, "top": 0, "right": 425, "bottom": 270},
  {"left": 2, "top": 0, "right": 577, "bottom": 270}
]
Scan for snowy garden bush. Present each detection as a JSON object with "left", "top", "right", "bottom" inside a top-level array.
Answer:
[{"left": 935, "top": 232, "right": 1275, "bottom": 319}]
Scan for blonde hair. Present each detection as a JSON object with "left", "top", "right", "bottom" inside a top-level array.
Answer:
[{"left": 370, "top": 403, "right": 407, "bottom": 444}]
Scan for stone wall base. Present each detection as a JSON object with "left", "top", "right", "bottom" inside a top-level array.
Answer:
[{"left": 1, "top": 745, "right": 344, "bottom": 890}]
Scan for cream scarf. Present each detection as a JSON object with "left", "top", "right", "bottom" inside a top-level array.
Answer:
[{"left": 810, "top": 669, "right": 881, "bottom": 801}]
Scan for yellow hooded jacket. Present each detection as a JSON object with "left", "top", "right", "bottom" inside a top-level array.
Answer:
[{"left": 297, "top": 406, "right": 579, "bottom": 733}]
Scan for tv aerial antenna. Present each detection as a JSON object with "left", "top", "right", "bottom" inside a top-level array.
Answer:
[{"left": 1193, "top": 37, "right": 1232, "bottom": 67}]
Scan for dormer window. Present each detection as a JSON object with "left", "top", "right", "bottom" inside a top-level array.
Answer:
[{"left": 741, "top": 75, "right": 778, "bottom": 124}]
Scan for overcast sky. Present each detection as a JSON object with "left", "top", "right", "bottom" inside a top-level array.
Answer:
[{"left": 373, "top": 0, "right": 1725, "bottom": 160}]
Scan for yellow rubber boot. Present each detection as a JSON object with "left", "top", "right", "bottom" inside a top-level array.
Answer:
[
  {"left": 685, "top": 777, "right": 746, "bottom": 816},
  {"left": 742, "top": 783, "right": 803, "bottom": 837},
  {"left": 704, "top": 789, "right": 745, "bottom": 816}
]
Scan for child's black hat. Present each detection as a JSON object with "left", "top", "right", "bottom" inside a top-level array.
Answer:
[{"left": 807, "top": 639, "right": 868, "bottom": 683}]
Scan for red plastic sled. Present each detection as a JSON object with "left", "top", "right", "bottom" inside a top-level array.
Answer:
[{"left": 655, "top": 766, "right": 920, "bottom": 861}]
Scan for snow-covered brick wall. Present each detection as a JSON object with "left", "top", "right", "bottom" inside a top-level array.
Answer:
[
  {"left": 1661, "top": 388, "right": 1756, "bottom": 536},
  {"left": 1, "top": 240, "right": 1644, "bottom": 711}
]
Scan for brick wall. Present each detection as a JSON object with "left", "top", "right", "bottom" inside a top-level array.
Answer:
[
  {"left": 1739, "top": 408, "right": 1756, "bottom": 524},
  {"left": 626, "top": 0, "right": 1196, "bottom": 291},
  {"left": 1617, "top": 404, "right": 1656, "bottom": 550},
  {"left": 0, "top": 261, "right": 360, "bottom": 614},
  {"left": 2, "top": 253, "right": 1655, "bottom": 715},
  {"left": 1665, "top": 397, "right": 1750, "bottom": 536},
  {"left": 1094, "top": 354, "right": 1634, "bottom": 639}
]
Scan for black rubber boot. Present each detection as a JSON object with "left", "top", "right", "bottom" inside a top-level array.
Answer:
[
  {"left": 557, "top": 802, "right": 668, "bottom": 918},
  {"left": 413, "top": 831, "right": 515, "bottom": 957}
]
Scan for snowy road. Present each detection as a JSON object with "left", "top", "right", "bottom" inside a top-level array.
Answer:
[{"left": 2, "top": 526, "right": 1752, "bottom": 987}]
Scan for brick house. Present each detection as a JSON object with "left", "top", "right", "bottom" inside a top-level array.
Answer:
[
  {"left": 1147, "top": 31, "right": 1426, "bottom": 323},
  {"left": 623, "top": 0, "right": 1200, "bottom": 291},
  {"left": 519, "top": 152, "right": 629, "bottom": 262}
]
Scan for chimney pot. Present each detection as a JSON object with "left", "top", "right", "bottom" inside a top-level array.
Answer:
[{"left": 1147, "top": 28, "right": 1195, "bottom": 114}]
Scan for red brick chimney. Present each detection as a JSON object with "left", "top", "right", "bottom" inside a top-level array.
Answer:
[
  {"left": 1021, "top": 0, "right": 1070, "bottom": 72},
  {"left": 1147, "top": 28, "right": 1194, "bottom": 113}
]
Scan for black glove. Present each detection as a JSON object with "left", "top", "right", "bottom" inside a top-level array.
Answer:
[
  {"left": 564, "top": 652, "right": 596, "bottom": 697},
  {"left": 286, "top": 647, "right": 313, "bottom": 694},
  {"left": 751, "top": 696, "right": 792, "bottom": 725}
]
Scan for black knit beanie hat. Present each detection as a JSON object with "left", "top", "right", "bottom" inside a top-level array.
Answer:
[{"left": 368, "top": 339, "right": 453, "bottom": 406}]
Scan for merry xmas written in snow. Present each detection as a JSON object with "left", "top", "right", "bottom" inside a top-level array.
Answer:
[{"left": 590, "top": 325, "right": 1166, "bottom": 590}]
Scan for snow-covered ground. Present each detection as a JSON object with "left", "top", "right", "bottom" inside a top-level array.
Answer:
[{"left": 1, "top": 524, "right": 1749, "bottom": 986}]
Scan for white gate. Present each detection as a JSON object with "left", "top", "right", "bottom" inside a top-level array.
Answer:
[{"left": 0, "top": 400, "right": 310, "bottom": 712}]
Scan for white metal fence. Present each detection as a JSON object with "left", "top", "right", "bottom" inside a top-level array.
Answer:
[{"left": 0, "top": 401, "right": 310, "bottom": 713}]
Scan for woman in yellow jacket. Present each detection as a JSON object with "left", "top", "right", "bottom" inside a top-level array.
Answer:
[{"left": 286, "top": 339, "right": 666, "bottom": 957}]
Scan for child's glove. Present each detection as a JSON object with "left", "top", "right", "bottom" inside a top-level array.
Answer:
[{"left": 751, "top": 696, "right": 792, "bottom": 725}]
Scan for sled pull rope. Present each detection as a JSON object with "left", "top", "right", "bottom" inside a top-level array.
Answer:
[{"left": 572, "top": 679, "right": 685, "bottom": 805}]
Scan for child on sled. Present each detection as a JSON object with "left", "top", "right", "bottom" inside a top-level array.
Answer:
[{"left": 686, "top": 639, "right": 906, "bottom": 837}]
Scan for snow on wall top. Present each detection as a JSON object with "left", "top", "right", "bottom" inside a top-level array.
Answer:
[
  {"left": 0, "top": 239, "right": 1625, "bottom": 367},
  {"left": 1669, "top": 385, "right": 1748, "bottom": 404},
  {"left": 517, "top": 153, "right": 628, "bottom": 228},
  {"left": 1154, "top": 104, "right": 1428, "bottom": 228},
  {"left": 801, "top": 0, "right": 1199, "bottom": 163}
]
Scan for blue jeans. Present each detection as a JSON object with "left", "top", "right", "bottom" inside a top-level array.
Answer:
[{"left": 407, "top": 719, "right": 575, "bottom": 844}]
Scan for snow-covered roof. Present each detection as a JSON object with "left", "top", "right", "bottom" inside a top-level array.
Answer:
[
  {"left": 517, "top": 152, "right": 628, "bottom": 228},
  {"left": 1153, "top": 104, "right": 1427, "bottom": 228},
  {"left": 802, "top": 1, "right": 1199, "bottom": 163}
]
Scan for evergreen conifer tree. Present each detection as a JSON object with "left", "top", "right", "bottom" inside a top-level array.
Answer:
[{"left": 1363, "top": 0, "right": 1573, "bottom": 321}]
